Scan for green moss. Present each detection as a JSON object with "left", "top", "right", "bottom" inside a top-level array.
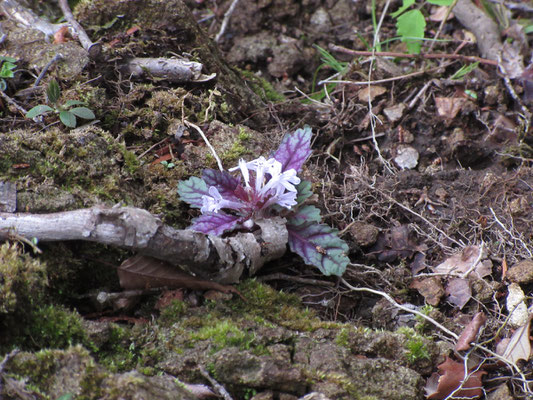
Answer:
[
  {"left": 158, "top": 299, "right": 188, "bottom": 326},
  {"left": 190, "top": 319, "right": 255, "bottom": 352},
  {"left": 396, "top": 327, "right": 430, "bottom": 364},
  {"left": 122, "top": 147, "right": 140, "bottom": 175},
  {"left": 239, "top": 69, "right": 285, "bottom": 102},
  {"left": 220, "top": 130, "right": 252, "bottom": 164},
  {"left": 28, "top": 305, "right": 90, "bottom": 350}
]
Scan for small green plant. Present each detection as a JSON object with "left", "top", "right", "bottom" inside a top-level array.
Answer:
[
  {"left": 397, "top": 326, "right": 431, "bottom": 364},
  {"left": 25, "top": 79, "right": 95, "bottom": 128},
  {"left": 391, "top": 0, "right": 454, "bottom": 54},
  {"left": 0, "top": 56, "right": 17, "bottom": 91},
  {"left": 160, "top": 160, "right": 176, "bottom": 169}
]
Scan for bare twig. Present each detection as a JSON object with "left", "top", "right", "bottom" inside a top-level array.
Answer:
[
  {"left": 258, "top": 273, "right": 335, "bottom": 287},
  {"left": 33, "top": 53, "right": 63, "bottom": 87},
  {"left": 215, "top": 0, "right": 240, "bottom": 43},
  {"left": 57, "top": 0, "right": 101, "bottom": 58},
  {"left": 198, "top": 365, "right": 234, "bottom": 400},
  {"left": 0, "top": 90, "right": 28, "bottom": 115},
  {"left": 329, "top": 44, "right": 498, "bottom": 66},
  {"left": 184, "top": 120, "right": 224, "bottom": 171},
  {"left": 427, "top": 0, "right": 458, "bottom": 53},
  {"left": 0, "top": 205, "right": 288, "bottom": 283}
]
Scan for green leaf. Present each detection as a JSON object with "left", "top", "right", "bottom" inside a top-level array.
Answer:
[
  {"left": 396, "top": 9, "right": 426, "bottom": 54},
  {"left": 46, "top": 79, "right": 61, "bottom": 104},
  {"left": 177, "top": 176, "right": 210, "bottom": 208},
  {"left": 450, "top": 62, "right": 479, "bottom": 80},
  {"left": 64, "top": 100, "right": 86, "bottom": 107},
  {"left": 0, "top": 79, "right": 6, "bottom": 92},
  {"left": 25, "top": 104, "right": 54, "bottom": 118},
  {"left": 0, "top": 56, "right": 17, "bottom": 63},
  {"left": 59, "top": 111, "right": 76, "bottom": 127},
  {"left": 295, "top": 180, "right": 313, "bottom": 205},
  {"left": 391, "top": 0, "right": 415, "bottom": 18},
  {"left": 0, "top": 62, "right": 16, "bottom": 78},
  {"left": 288, "top": 205, "right": 322, "bottom": 226},
  {"left": 287, "top": 222, "right": 350, "bottom": 276},
  {"left": 69, "top": 107, "right": 95, "bottom": 120},
  {"left": 427, "top": 0, "right": 454, "bottom": 5}
]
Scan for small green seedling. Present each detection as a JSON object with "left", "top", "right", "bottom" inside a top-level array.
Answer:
[
  {"left": 391, "top": 0, "right": 454, "bottom": 54},
  {"left": 0, "top": 56, "right": 17, "bottom": 91},
  {"left": 25, "top": 79, "right": 95, "bottom": 128},
  {"left": 160, "top": 160, "right": 175, "bottom": 169}
]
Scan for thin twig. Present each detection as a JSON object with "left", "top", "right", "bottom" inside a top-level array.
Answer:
[
  {"left": 198, "top": 365, "right": 234, "bottom": 400},
  {"left": 0, "top": 90, "right": 28, "bottom": 115},
  {"left": 329, "top": 44, "right": 498, "bottom": 66},
  {"left": 460, "top": 241, "right": 484, "bottom": 279},
  {"left": 258, "top": 273, "right": 335, "bottom": 287},
  {"left": 184, "top": 120, "right": 224, "bottom": 171},
  {"left": 34, "top": 53, "right": 63, "bottom": 87},
  {"left": 427, "top": 0, "right": 459, "bottom": 53},
  {"left": 215, "top": 0, "right": 240, "bottom": 43},
  {"left": 57, "top": 0, "right": 101, "bottom": 58}
]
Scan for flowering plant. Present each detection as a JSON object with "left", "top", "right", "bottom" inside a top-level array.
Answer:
[{"left": 177, "top": 126, "right": 349, "bottom": 276}]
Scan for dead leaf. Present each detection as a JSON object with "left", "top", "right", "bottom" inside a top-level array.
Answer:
[
  {"left": 410, "top": 277, "right": 445, "bottom": 306},
  {"left": 368, "top": 225, "right": 419, "bottom": 262},
  {"left": 429, "top": 6, "right": 454, "bottom": 22},
  {"left": 432, "top": 245, "right": 491, "bottom": 279},
  {"left": 455, "top": 312, "right": 487, "bottom": 351},
  {"left": 358, "top": 85, "right": 386, "bottom": 102},
  {"left": 53, "top": 26, "right": 72, "bottom": 44},
  {"left": 118, "top": 255, "right": 244, "bottom": 299},
  {"left": 445, "top": 278, "right": 471, "bottom": 309},
  {"left": 425, "top": 357, "right": 486, "bottom": 399},
  {"left": 499, "top": 318, "right": 532, "bottom": 364},
  {"left": 435, "top": 97, "right": 467, "bottom": 119},
  {"left": 500, "top": 41, "right": 524, "bottom": 79}
]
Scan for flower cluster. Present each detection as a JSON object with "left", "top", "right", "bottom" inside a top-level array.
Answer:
[{"left": 178, "top": 126, "right": 349, "bottom": 276}]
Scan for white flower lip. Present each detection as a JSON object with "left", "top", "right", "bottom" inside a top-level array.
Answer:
[{"left": 201, "top": 186, "right": 243, "bottom": 213}]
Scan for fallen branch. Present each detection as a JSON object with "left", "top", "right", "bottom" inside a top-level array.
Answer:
[
  {"left": 120, "top": 57, "right": 204, "bottom": 83},
  {"left": 57, "top": 0, "right": 101, "bottom": 59},
  {"left": 0, "top": 205, "right": 288, "bottom": 283}
]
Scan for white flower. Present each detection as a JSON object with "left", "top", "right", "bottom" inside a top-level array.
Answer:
[{"left": 201, "top": 186, "right": 243, "bottom": 213}]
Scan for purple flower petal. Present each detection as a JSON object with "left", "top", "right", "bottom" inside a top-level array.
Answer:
[
  {"left": 273, "top": 126, "right": 312, "bottom": 172},
  {"left": 189, "top": 212, "right": 240, "bottom": 235},
  {"left": 202, "top": 169, "right": 240, "bottom": 201},
  {"left": 177, "top": 177, "right": 209, "bottom": 208},
  {"left": 287, "top": 222, "right": 349, "bottom": 276}
]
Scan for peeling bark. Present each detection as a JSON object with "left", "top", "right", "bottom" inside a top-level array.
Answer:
[{"left": 0, "top": 206, "right": 287, "bottom": 283}]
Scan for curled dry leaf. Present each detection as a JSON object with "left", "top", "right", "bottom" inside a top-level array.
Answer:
[
  {"left": 432, "top": 245, "right": 491, "bottom": 279},
  {"left": 499, "top": 317, "right": 532, "bottom": 364},
  {"left": 410, "top": 277, "right": 445, "bottom": 306},
  {"left": 435, "top": 97, "right": 467, "bottom": 119},
  {"left": 425, "top": 357, "right": 486, "bottom": 400},
  {"left": 445, "top": 278, "right": 471, "bottom": 309},
  {"left": 455, "top": 312, "right": 487, "bottom": 351},
  {"left": 358, "top": 85, "right": 386, "bottom": 102}
]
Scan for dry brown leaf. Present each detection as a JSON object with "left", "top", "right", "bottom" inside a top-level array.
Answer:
[
  {"left": 429, "top": 6, "right": 454, "bottom": 22},
  {"left": 455, "top": 312, "right": 487, "bottom": 351},
  {"left": 53, "top": 26, "right": 72, "bottom": 44},
  {"left": 368, "top": 225, "right": 420, "bottom": 263},
  {"left": 358, "top": 85, "right": 386, "bottom": 102},
  {"left": 435, "top": 97, "right": 467, "bottom": 119},
  {"left": 500, "top": 318, "right": 532, "bottom": 364},
  {"left": 445, "top": 278, "right": 471, "bottom": 309},
  {"left": 410, "top": 277, "right": 445, "bottom": 306},
  {"left": 425, "top": 357, "right": 486, "bottom": 399},
  {"left": 118, "top": 255, "right": 244, "bottom": 299},
  {"left": 432, "top": 245, "right": 491, "bottom": 279}
]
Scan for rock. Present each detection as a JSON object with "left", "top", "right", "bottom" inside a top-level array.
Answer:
[
  {"left": 384, "top": 103, "right": 406, "bottom": 122},
  {"left": 507, "top": 259, "right": 533, "bottom": 284},
  {"left": 487, "top": 383, "right": 514, "bottom": 400},
  {"left": 310, "top": 8, "right": 332, "bottom": 33},
  {"left": 227, "top": 32, "right": 277, "bottom": 64},
  {"left": 349, "top": 221, "right": 379, "bottom": 247}
]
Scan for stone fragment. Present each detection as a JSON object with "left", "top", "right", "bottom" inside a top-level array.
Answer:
[
  {"left": 349, "top": 221, "right": 379, "bottom": 247},
  {"left": 507, "top": 259, "right": 533, "bottom": 284}
]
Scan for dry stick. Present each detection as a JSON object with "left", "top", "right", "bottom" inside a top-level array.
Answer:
[
  {"left": 0, "top": 90, "right": 27, "bottom": 115},
  {"left": 215, "top": 0, "right": 240, "bottom": 42},
  {"left": 329, "top": 44, "right": 499, "bottom": 67},
  {"left": 367, "top": 0, "right": 395, "bottom": 175},
  {"left": 33, "top": 53, "right": 63, "bottom": 87},
  {"left": 184, "top": 120, "right": 224, "bottom": 171},
  {"left": 57, "top": 0, "right": 101, "bottom": 58},
  {"left": 0, "top": 206, "right": 288, "bottom": 281},
  {"left": 198, "top": 365, "right": 234, "bottom": 400}
]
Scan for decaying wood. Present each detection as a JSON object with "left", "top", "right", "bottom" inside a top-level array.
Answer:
[
  {"left": 0, "top": 0, "right": 67, "bottom": 37},
  {"left": 0, "top": 205, "right": 288, "bottom": 283},
  {"left": 120, "top": 57, "right": 204, "bottom": 83}
]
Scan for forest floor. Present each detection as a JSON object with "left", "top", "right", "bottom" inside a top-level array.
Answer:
[{"left": 0, "top": 0, "right": 533, "bottom": 399}]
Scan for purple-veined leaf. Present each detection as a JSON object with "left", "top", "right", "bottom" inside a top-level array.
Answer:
[
  {"left": 273, "top": 126, "right": 312, "bottom": 172},
  {"left": 288, "top": 205, "right": 321, "bottom": 226},
  {"left": 295, "top": 180, "right": 313, "bottom": 205},
  {"left": 202, "top": 169, "right": 241, "bottom": 201},
  {"left": 287, "top": 222, "right": 349, "bottom": 276},
  {"left": 177, "top": 176, "right": 209, "bottom": 208},
  {"left": 189, "top": 212, "right": 240, "bottom": 235}
]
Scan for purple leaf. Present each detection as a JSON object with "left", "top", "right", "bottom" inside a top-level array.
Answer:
[
  {"left": 295, "top": 180, "right": 313, "bottom": 205},
  {"left": 287, "top": 222, "right": 349, "bottom": 276},
  {"left": 273, "top": 126, "right": 312, "bottom": 172},
  {"left": 288, "top": 205, "right": 321, "bottom": 226},
  {"left": 177, "top": 177, "right": 209, "bottom": 208},
  {"left": 189, "top": 212, "right": 240, "bottom": 235},
  {"left": 202, "top": 169, "right": 241, "bottom": 201}
]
